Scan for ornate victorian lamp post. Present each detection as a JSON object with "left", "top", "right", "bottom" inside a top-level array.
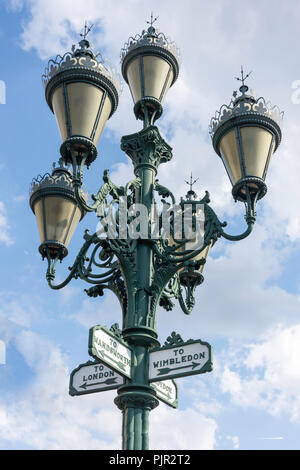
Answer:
[{"left": 30, "top": 23, "right": 282, "bottom": 450}]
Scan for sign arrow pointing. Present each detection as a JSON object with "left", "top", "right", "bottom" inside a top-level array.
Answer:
[
  {"left": 79, "top": 377, "right": 118, "bottom": 390},
  {"left": 157, "top": 390, "right": 172, "bottom": 400},
  {"left": 157, "top": 361, "right": 200, "bottom": 376},
  {"left": 98, "top": 350, "right": 126, "bottom": 371}
]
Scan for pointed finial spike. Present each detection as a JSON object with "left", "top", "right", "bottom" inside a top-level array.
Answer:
[
  {"left": 80, "top": 21, "right": 94, "bottom": 40},
  {"left": 185, "top": 173, "right": 199, "bottom": 192},
  {"left": 147, "top": 12, "right": 159, "bottom": 28},
  {"left": 235, "top": 66, "right": 252, "bottom": 87}
]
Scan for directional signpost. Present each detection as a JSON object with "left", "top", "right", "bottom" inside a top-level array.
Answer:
[
  {"left": 150, "top": 380, "right": 178, "bottom": 409},
  {"left": 70, "top": 325, "right": 212, "bottom": 442},
  {"left": 149, "top": 339, "right": 212, "bottom": 382},
  {"left": 88, "top": 325, "right": 132, "bottom": 378},
  {"left": 69, "top": 360, "right": 124, "bottom": 396}
]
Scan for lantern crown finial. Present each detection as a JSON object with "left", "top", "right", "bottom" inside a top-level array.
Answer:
[
  {"left": 80, "top": 20, "right": 94, "bottom": 41},
  {"left": 147, "top": 12, "right": 159, "bottom": 28},
  {"left": 146, "top": 12, "right": 159, "bottom": 34},
  {"left": 42, "top": 30, "right": 121, "bottom": 96},
  {"left": 235, "top": 65, "right": 252, "bottom": 94},
  {"left": 185, "top": 173, "right": 199, "bottom": 200},
  {"left": 120, "top": 21, "right": 181, "bottom": 68},
  {"left": 75, "top": 21, "right": 95, "bottom": 56}
]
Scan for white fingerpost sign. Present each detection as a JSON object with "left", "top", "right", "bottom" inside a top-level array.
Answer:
[
  {"left": 149, "top": 339, "right": 212, "bottom": 382},
  {"left": 69, "top": 360, "right": 124, "bottom": 396},
  {"left": 151, "top": 379, "right": 178, "bottom": 408},
  {"left": 89, "top": 325, "right": 132, "bottom": 378}
]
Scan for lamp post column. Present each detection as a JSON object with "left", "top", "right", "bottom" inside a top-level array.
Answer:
[
  {"left": 115, "top": 128, "right": 171, "bottom": 450},
  {"left": 115, "top": 22, "right": 180, "bottom": 449}
]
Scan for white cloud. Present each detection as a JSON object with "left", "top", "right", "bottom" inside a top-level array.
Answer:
[
  {"left": 70, "top": 290, "right": 123, "bottom": 329},
  {"left": 13, "top": 195, "right": 26, "bottom": 202},
  {"left": 155, "top": 222, "right": 299, "bottom": 342},
  {"left": 5, "top": 0, "right": 23, "bottom": 12},
  {"left": 11, "top": 0, "right": 300, "bottom": 242},
  {"left": 226, "top": 435, "right": 239, "bottom": 449},
  {"left": 0, "top": 327, "right": 220, "bottom": 450},
  {"left": 0, "top": 329, "right": 122, "bottom": 449},
  {"left": 150, "top": 405, "right": 217, "bottom": 450},
  {"left": 0, "top": 202, "right": 13, "bottom": 246},
  {"left": 58, "top": 283, "right": 81, "bottom": 305},
  {"left": 264, "top": 123, "right": 300, "bottom": 241},
  {"left": 0, "top": 292, "right": 37, "bottom": 347},
  {"left": 220, "top": 324, "right": 300, "bottom": 422}
]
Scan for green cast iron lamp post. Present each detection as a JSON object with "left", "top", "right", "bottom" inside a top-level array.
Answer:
[{"left": 30, "top": 23, "right": 282, "bottom": 450}]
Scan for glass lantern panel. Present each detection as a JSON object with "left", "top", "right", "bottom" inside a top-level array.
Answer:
[
  {"left": 191, "top": 243, "right": 211, "bottom": 274},
  {"left": 169, "top": 226, "right": 211, "bottom": 274},
  {"left": 263, "top": 138, "right": 275, "bottom": 178},
  {"left": 240, "top": 126, "right": 273, "bottom": 178},
  {"left": 142, "top": 55, "right": 171, "bottom": 102},
  {"left": 92, "top": 95, "right": 112, "bottom": 145},
  {"left": 159, "top": 67, "right": 174, "bottom": 103},
  {"left": 66, "top": 82, "right": 104, "bottom": 140},
  {"left": 33, "top": 199, "right": 46, "bottom": 243},
  {"left": 219, "top": 129, "right": 242, "bottom": 184},
  {"left": 43, "top": 196, "right": 80, "bottom": 247},
  {"left": 126, "top": 57, "right": 142, "bottom": 103},
  {"left": 64, "top": 206, "right": 82, "bottom": 247},
  {"left": 52, "top": 86, "right": 68, "bottom": 141}
]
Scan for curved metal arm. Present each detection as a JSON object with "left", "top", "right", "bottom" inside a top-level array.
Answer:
[
  {"left": 220, "top": 218, "right": 254, "bottom": 241},
  {"left": 46, "top": 230, "right": 96, "bottom": 289},
  {"left": 70, "top": 150, "right": 98, "bottom": 212},
  {"left": 46, "top": 253, "right": 76, "bottom": 290},
  {"left": 219, "top": 185, "right": 261, "bottom": 241}
]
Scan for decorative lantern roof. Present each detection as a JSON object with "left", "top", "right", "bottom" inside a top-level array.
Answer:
[
  {"left": 43, "top": 38, "right": 121, "bottom": 113},
  {"left": 120, "top": 24, "right": 181, "bottom": 78},
  {"left": 209, "top": 84, "right": 283, "bottom": 143}
]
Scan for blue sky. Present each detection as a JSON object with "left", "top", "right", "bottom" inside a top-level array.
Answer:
[{"left": 0, "top": 0, "right": 300, "bottom": 450}]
